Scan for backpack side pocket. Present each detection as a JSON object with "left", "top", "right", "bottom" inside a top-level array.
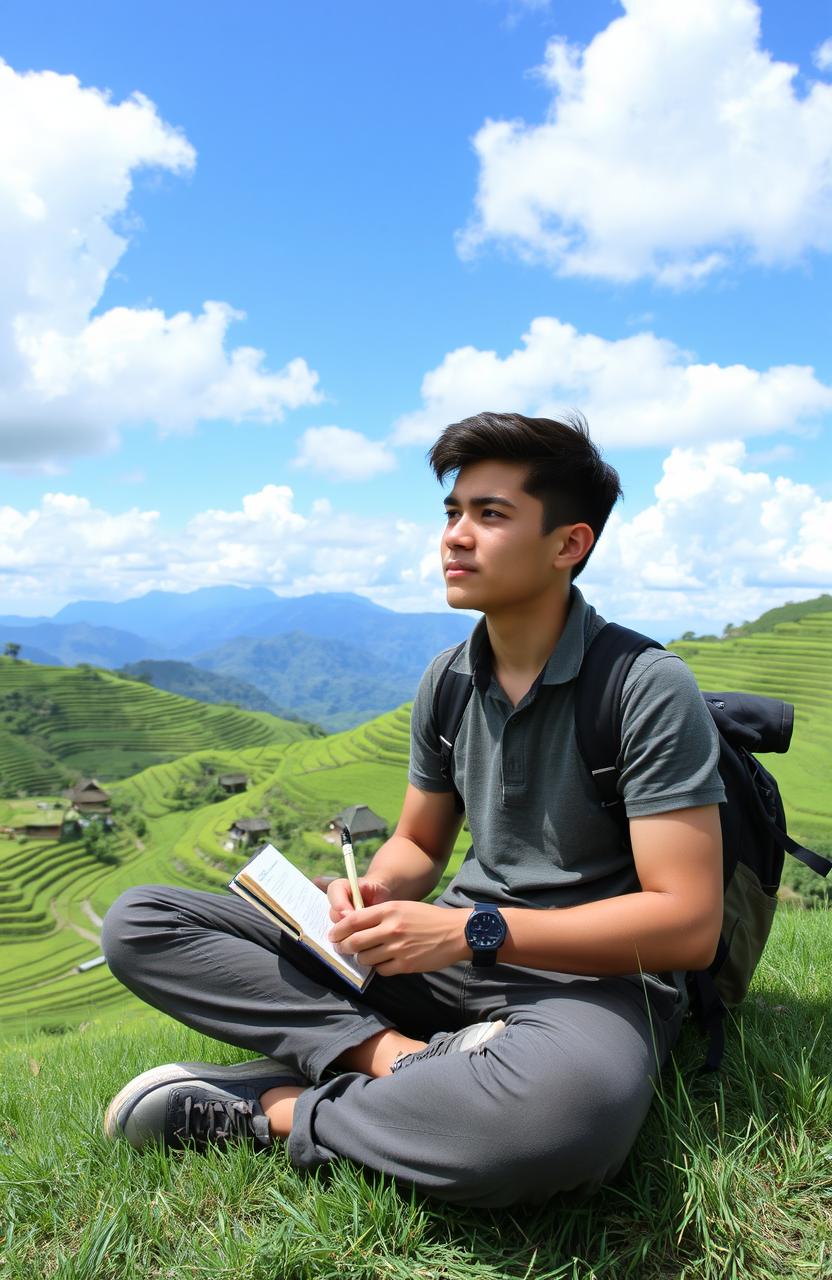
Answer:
[{"left": 714, "top": 860, "right": 777, "bottom": 1007}]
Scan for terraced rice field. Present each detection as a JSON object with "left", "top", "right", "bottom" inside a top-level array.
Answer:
[
  {"left": 671, "top": 612, "right": 832, "bottom": 851},
  {"left": 0, "top": 658, "right": 309, "bottom": 792},
  {"left": 0, "top": 702, "right": 464, "bottom": 1037}
]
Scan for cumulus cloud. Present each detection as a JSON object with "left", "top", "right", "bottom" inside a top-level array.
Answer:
[
  {"left": 1, "top": 447, "right": 829, "bottom": 629},
  {"left": 293, "top": 426, "right": 397, "bottom": 481},
  {"left": 392, "top": 316, "right": 832, "bottom": 446},
  {"left": 582, "top": 441, "right": 832, "bottom": 631},
  {"left": 815, "top": 38, "right": 832, "bottom": 72},
  {"left": 0, "top": 60, "right": 321, "bottom": 468},
  {"left": 0, "top": 485, "right": 442, "bottom": 614},
  {"left": 459, "top": 0, "right": 832, "bottom": 283}
]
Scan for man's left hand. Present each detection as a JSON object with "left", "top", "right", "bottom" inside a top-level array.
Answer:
[{"left": 329, "top": 901, "right": 467, "bottom": 975}]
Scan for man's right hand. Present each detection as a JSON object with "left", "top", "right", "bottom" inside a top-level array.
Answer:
[{"left": 315, "top": 876, "right": 396, "bottom": 921}]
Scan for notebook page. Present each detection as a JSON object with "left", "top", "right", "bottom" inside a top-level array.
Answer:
[{"left": 237, "top": 844, "right": 371, "bottom": 985}]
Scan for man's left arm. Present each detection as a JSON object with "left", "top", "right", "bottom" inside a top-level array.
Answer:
[{"left": 498, "top": 803, "right": 724, "bottom": 973}]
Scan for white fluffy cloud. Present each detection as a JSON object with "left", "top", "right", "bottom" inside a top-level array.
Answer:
[
  {"left": 293, "top": 426, "right": 397, "bottom": 481},
  {"left": 1, "top": 445, "right": 829, "bottom": 629},
  {"left": 582, "top": 441, "right": 832, "bottom": 631},
  {"left": 0, "top": 60, "right": 321, "bottom": 468},
  {"left": 393, "top": 316, "right": 832, "bottom": 447},
  {"left": 815, "top": 38, "right": 832, "bottom": 72},
  {"left": 460, "top": 0, "right": 832, "bottom": 283},
  {"left": 0, "top": 485, "right": 440, "bottom": 614}
]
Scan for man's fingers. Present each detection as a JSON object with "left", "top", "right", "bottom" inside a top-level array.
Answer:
[
  {"left": 326, "top": 877, "right": 359, "bottom": 920},
  {"left": 330, "top": 914, "right": 387, "bottom": 953}
]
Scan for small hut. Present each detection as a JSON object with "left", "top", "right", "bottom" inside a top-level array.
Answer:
[
  {"left": 219, "top": 773, "right": 249, "bottom": 794},
  {"left": 66, "top": 779, "right": 111, "bottom": 814},
  {"left": 228, "top": 817, "right": 271, "bottom": 848},
  {"left": 328, "top": 804, "right": 388, "bottom": 842},
  {"left": 14, "top": 808, "right": 67, "bottom": 840}
]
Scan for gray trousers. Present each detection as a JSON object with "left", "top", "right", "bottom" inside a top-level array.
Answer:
[{"left": 101, "top": 884, "right": 684, "bottom": 1208}]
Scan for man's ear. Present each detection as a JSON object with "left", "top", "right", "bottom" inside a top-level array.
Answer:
[{"left": 552, "top": 523, "right": 594, "bottom": 572}]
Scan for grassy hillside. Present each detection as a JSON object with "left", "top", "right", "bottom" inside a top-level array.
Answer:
[
  {"left": 0, "top": 657, "right": 312, "bottom": 794},
  {"left": 670, "top": 610, "right": 832, "bottom": 861}
]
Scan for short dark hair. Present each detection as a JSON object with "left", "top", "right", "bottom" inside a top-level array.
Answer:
[{"left": 428, "top": 411, "right": 622, "bottom": 580}]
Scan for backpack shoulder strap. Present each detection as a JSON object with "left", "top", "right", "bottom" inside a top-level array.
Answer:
[
  {"left": 431, "top": 642, "right": 473, "bottom": 812},
  {"left": 573, "top": 623, "right": 664, "bottom": 821}
]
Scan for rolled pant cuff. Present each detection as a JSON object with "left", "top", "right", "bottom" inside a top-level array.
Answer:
[{"left": 287, "top": 1072, "right": 368, "bottom": 1170}]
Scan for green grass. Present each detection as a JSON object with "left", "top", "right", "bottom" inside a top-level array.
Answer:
[{"left": 1, "top": 907, "right": 829, "bottom": 1280}]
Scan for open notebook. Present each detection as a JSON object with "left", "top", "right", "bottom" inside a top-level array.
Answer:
[{"left": 228, "top": 842, "right": 373, "bottom": 991}]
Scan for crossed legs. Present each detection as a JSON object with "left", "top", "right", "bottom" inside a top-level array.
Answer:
[{"left": 102, "top": 884, "right": 682, "bottom": 1207}]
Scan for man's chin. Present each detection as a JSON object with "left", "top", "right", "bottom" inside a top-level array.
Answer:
[{"left": 445, "top": 582, "right": 483, "bottom": 611}]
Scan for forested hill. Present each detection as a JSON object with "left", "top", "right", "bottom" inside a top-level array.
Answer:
[
  {"left": 117, "top": 660, "right": 297, "bottom": 719},
  {"left": 671, "top": 593, "right": 832, "bottom": 642}
]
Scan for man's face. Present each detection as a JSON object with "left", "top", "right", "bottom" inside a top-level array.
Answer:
[{"left": 440, "top": 459, "right": 569, "bottom": 614}]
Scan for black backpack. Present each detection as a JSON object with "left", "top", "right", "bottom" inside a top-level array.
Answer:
[{"left": 433, "top": 622, "right": 831, "bottom": 1070}]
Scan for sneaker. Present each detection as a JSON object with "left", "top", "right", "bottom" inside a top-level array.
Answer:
[
  {"left": 104, "top": 1058, "right": 305, "bottom": 1153},
  {"left": 390, "top": 1019, "right": 506, "bottom": 1074}
]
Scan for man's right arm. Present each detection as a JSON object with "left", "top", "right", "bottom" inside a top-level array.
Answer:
[{"left": 326, "top": 784, "right": 463, "bottom": 920}]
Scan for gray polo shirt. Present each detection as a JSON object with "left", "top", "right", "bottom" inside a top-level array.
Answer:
[{"left": 409, "top": 587, "right": 725, "bottom": 912}]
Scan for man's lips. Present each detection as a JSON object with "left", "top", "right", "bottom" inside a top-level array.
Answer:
[{"left": 445, "top": 561, "right": 476, "bottom": 577}]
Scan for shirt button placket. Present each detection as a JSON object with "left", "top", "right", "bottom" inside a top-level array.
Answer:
[{"left": 501, "top": 714, "right": 525, "bottom": 803}]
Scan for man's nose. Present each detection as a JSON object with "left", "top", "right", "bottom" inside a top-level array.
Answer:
[{"left": 445, "top": 513, "right": 474, "bottom": 545}]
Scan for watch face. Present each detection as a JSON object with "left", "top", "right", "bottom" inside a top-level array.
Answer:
[{"left": 467, "top": 912, "right": 505, "bottom": 948}]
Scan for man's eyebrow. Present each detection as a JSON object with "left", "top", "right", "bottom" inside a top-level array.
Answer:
[{"left": 443, "top": 494, "right": 518, "bottom": 509}]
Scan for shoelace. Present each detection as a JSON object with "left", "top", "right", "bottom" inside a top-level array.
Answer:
[{"left": 173, "top": 1094, "right": 266, "bottom": 1148}]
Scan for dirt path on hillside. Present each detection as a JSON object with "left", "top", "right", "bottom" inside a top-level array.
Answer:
[
  {"left": 50, "top": 899, "right": 101, "bottom": 947},
  {"left": 81, "top": 899, "right": 104, "bottom": 928}
]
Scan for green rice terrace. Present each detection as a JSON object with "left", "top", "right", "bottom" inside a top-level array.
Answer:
[
  {"left": 0, "top": 606, "right": 829, "bottom": 1041},
  {"left": 670, "top": 610, "right": 832, "bottom": 857},
  {"left": 0, "top": 658, "right": 311, "bottom": 794}
]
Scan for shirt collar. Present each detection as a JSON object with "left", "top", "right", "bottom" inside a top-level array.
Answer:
[{"left": 450, "top": 586, "right": 599, "bottom": 691}]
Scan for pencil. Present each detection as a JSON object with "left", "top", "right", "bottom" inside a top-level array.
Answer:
[{"left": 340, "top": 825, "right": 364, "bottom": 908}]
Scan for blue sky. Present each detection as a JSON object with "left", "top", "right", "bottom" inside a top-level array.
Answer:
[{"left": 1, "top": 0, "right": 830, "bottom": 637}]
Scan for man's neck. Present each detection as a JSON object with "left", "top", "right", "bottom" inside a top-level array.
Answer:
[{"left": 484, "top": 583, "right": 573, "bottom": 698}]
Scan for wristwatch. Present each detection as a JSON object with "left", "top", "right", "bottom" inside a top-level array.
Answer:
[{"left": 464, "top": 902, "right": 507, "bottom": 968}]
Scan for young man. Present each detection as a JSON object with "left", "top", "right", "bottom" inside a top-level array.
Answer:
[{"left": 102, "top": 412, "right": 724, "bottom": 1207}]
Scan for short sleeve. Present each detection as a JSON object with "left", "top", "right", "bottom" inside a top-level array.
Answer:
[
  {"left": 408, "top": 650, "right": 458, "bottom": 793},
  {"left": 617, "top": 650, "right": 725, "bottom": 817}
]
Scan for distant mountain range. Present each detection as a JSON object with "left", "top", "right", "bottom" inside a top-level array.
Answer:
[
  {"left": 5, "top": 587, "right": 832, "bottom": 730},
  {"left": 0, "top": 588, "right": 474, "bottom": 729}
]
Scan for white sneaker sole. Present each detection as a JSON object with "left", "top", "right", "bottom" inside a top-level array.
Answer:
[
  {"left": 453, "top": 1019, "right": 506, "bottom": 1051},
  {"left": 103, "top": 1057, "right": 294, "bottom": 1139},
  {"left": 391, "top": 1018, "right": 507, "bottom": 1074}
]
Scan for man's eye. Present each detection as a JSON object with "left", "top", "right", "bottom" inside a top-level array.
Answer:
[
  {"left": 482, "top": 508, "right": 505, "bottom": 519},
  {"left": 445, "top": 509, "right": 460, "bottom": 520}
]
